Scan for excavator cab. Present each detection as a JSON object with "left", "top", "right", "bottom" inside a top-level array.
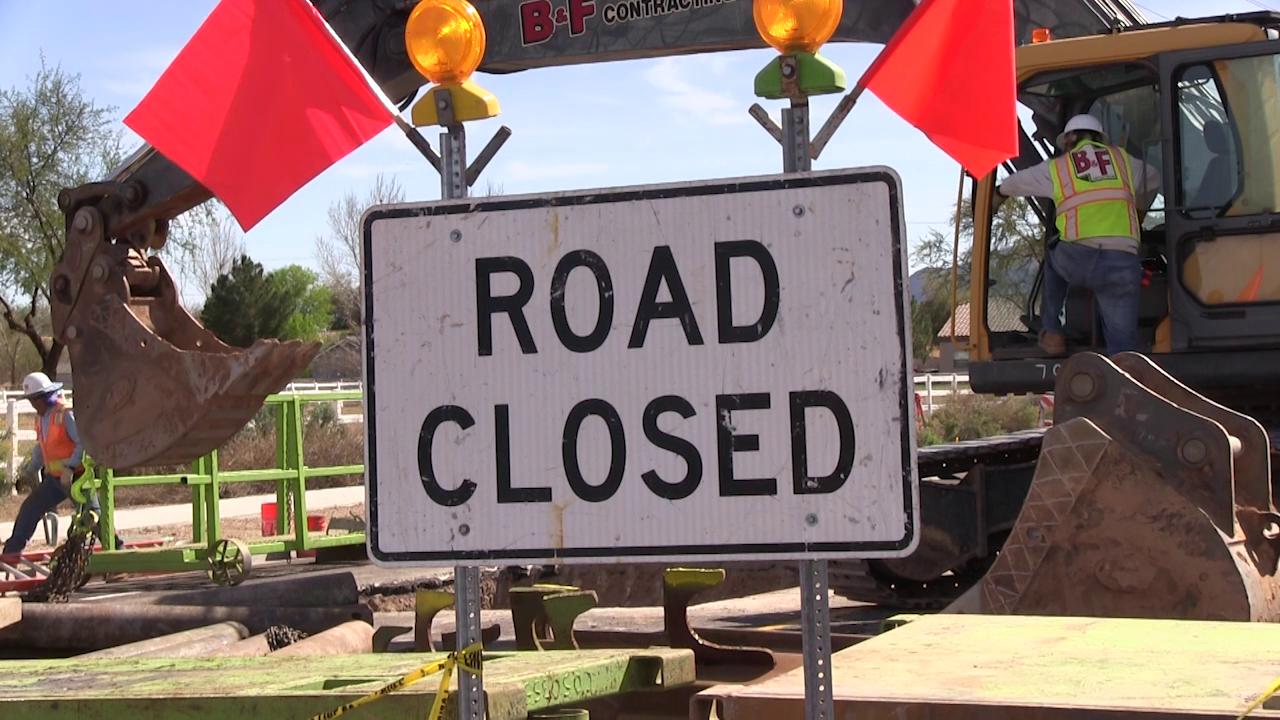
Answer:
[
  {"left": 938, "top": 13, "right": 1280, "bottom": 619},
  {"left": 969, "top": 13, "right": 1280, "bottom": 411}
]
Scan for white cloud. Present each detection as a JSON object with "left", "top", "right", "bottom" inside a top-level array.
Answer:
[{"left": 643, "top": 57, "right": 751, "bottom": 127}]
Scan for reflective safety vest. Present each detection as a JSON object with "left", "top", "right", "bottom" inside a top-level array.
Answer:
[
  {"left": 37, "top": 405, "right": 79, "bottom": 475},
  {"left": 1049, "top": 140, "right": 1140, "bottom": 244}
]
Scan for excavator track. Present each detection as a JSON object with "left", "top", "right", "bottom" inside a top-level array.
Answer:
[{"left": 830, "top": 429, "right": 1046, "bottom": 608}]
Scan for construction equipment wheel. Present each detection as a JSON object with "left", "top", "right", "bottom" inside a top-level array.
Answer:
[{"left": 208, "top": 538, "right": 252, "bottom": 586}]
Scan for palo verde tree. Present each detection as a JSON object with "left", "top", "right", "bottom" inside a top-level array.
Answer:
[
  {"left": 0, "top": 60, "right": 122, "bottom": 377},
  {"left": 913, "top": 196, "right": 1045, "bottom": 310}
]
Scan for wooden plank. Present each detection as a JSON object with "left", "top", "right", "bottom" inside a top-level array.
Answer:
[
  {"left": 0, "top": 598, "right": 18, "bottom": 630},
  {"left": 0, "top": 648, "right": 693, "bottom": 720},
  {"left": 695, "top": 614, "right": 1280, "bottom": 719}
]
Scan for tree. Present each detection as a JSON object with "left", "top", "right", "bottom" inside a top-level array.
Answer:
[
  {"left": 166, "top": 200, "right": 245, "bottom": 297},
  {"left": 270, "top": 265, "right": 333, "bottom": 342},
  {"left": 315, "top": 174, "right": 403, "bottom": 329},
  {"left": 913, "top": 196, "right": 1044, "bottom": 310},
  {"left": 0, "top": 60, "right": 122, "bottom": 377},
  {"left": 911, "top": 294, "right": 952, "bottom": 364},
  {"left": 0, "top": 320, "right": 41, "bottom": 387},
  {"left": 201, "top": 257, "right": 334, "bottom": 347},
  {"left": 201, "top": 256, "right": 296, "bottom": 347}
]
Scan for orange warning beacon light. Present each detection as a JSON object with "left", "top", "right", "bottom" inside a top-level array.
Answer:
[
  {"left": 405, "top": 0, "right": 487, "bottom": 85},
  {"left": 753, "top": 0, "right": 844, "bottom": 54}
]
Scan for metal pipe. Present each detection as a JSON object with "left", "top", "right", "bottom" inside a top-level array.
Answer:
[
  {"left": 0, "top": 604, "right": 372, "bottom": 651},
  {"left": 270, "top": 620, "right": 374, "bottom": 657},
  {"left": 207, "top": 633, "right": 272, "bottom": 658},
  {"left": 78, "top": 622, "right": 248, "bottom": 659},
  {"left": 124, "top": 571, "right": 361, "bottom": 608},
  {"left": 949, "top": 169, "right": 967, "bottom": 352}
]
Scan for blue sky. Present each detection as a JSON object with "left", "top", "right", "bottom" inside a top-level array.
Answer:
[{"left": 0, "top": 0, "right": 1267, "bottom": 284}]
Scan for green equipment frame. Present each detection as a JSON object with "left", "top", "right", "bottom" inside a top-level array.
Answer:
[{"left": 76, "top": 390, "right": 366, "bottom": 585}]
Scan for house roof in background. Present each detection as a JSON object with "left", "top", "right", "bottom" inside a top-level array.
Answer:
[{"left": 937, "top": 298, "right": 1029, "bottom": 338}]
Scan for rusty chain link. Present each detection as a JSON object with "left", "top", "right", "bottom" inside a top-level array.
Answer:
[{"left": 23, "top": 509, "right": 96, "bottom": 603}]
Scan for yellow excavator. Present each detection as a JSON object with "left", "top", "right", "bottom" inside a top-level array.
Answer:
[
  {"left": 920, "top": 11, "right": 1280, "bottom": 619},
  {"left": 50, "top": 2, "right": 1280, "bottom": 618}
]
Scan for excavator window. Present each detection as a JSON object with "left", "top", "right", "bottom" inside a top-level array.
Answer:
[
  {"left": 1175, "top": 52, "right": 1280, "bottom": 307},
  {"left": 1175, "top": 64, "right": 1243, "bottom": 218}
]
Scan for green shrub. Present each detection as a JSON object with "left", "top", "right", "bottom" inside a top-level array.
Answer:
[{"left": 919, "top": 394, "right": 1040, "bottom": 446}]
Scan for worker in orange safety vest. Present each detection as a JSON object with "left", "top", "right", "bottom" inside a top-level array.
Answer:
[{"left": 2, "top": 373, "right": 105, "bottom": 555}]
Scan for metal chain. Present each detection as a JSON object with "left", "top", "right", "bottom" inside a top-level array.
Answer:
[
  {"left": 265, "top": 625, "right": 310, "bottom": 650},
  {"left": 24, "top": 514, "right": 95, "bottom": 603}
]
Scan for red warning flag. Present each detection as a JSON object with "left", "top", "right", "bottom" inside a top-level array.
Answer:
[
  {"left": 125, "top": 0, "right": 394, "bottom": 230},
  {"left": 858, "top": 0, "right": 1019, "bottom": 178}
]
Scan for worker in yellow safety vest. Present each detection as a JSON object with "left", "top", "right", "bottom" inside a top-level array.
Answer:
[
  {"left": 994, "top": 113, "right": 1160, "bottom": 356},
  {"left": 3, "top": 373, "right": 91, "bottom": 555}
]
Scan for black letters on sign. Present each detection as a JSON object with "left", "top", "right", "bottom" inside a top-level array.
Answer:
[
  {"left": 715, "top": 240, "right": 780, "bottom": 344},
  {"left": 496, "top": 404, "right": 552, "bottom": 503},
  {"left": 789, "top": 391, "right": 855, "bottom": 495},
  {"left": 418, "top": 405, "right": 478, "bottom": 507},
  {"left": 629, "top": 245, "right": 704, "bottom": 349},
  {"left": 642, "top": 395, "right": 702, "bottom": 500},
  {"left": 562, "top": 399, "right": 627, "bottom": 503},
  {"left": 715, "top": 393, "right": 777, "bottom": 496},
  {"left": 476, "top": 256, "right": 537, "bottom": 356},
  {"left": 550, "top": 250, "right": 614, "bottom": 353}
]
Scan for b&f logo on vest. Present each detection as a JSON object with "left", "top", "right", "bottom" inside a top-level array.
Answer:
[{"left": 1070, "top": 147, "right": 1119, "bottom": 183}]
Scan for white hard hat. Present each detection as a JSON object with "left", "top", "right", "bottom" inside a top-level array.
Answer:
[
  {"left": 1057, "top": 114, "right": 1108, "bottom": 149},
  {"left": 22, "top": 372, "right": 63, "bottom": 399}
]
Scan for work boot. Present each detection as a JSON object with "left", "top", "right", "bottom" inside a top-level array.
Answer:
[{"left": 1039, "top": 330, "right": 1066, "bottom": 356}]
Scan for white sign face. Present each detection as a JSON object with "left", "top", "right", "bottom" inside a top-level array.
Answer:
[{"left": 363, "top": 169, "right": 918, "bottom": 565}]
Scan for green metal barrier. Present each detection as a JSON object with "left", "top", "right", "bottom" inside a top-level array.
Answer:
[{"left": 78, "top": 390, "right": 366, "bottom": 584}]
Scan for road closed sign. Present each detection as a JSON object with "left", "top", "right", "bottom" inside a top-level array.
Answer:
[{"left": 363, "top": 168, "right": 918, "bottom": 565}]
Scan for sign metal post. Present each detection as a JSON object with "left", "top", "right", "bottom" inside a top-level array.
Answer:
[
  {"left": 781, "top": 92, "right": 835, "bottom": 720},
  {"left": 366, "top": 50, "right": 916, "bottom": 720},
  {"left": 441, "top": 115, "right": 485, "bottom": 720}
]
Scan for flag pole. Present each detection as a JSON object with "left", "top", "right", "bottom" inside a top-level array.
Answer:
[
  {"left": 308, "top": 0, "right": 445, "bottom": 171},
  {"left": 949, "top": 169, "right": 966, "bottom": 354},
  {"left": 811, "top": 0, "right": 934, "bottom": 160},
  {"left": 809, "top": 83, "right": 866, "bottom": 160}
]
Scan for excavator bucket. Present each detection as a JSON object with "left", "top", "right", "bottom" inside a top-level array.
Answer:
[
  {"left": 951, "top": 352, "right": 1280, "bottom": 620},
  {"left": 50, "top": 205, "right": 320, "bottom": 470}
]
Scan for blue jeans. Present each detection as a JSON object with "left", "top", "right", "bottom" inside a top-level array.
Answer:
[
  {"left": 1041, "top": 241, "right": 1141, "bottom": 356},
  {"left": 2, "top": 470, "right": 114, "bottom": 555}
]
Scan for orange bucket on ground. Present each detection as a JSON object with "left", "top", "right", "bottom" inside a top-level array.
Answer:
[
  {"left": 260, "top": 502, "right": 277, "bottom": 536},
  {"left": 298, "top": 513, "right": 328, "bottom": 558}
]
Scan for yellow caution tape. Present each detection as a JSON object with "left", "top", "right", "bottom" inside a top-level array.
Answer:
[
  {"left": 310, "top": 643, "right": 483, "bottom": 720},
  {"left": 1239, "top": 675, "right": 1280, "bottom": 719}
]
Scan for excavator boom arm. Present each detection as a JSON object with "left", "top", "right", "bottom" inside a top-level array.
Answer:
[{"left": 54, "top": 0, "right": 1146, "bottom": 469}]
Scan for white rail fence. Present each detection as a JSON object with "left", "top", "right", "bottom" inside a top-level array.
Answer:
[
  {"left": 914, "top": 373, "right": 970, "bottom": 415},
  {"left": 2, "top": 382, "right": 364, "bottom": 492},
  {"left": 3, "top": 376, "right": 981, "bottom": 492}
]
